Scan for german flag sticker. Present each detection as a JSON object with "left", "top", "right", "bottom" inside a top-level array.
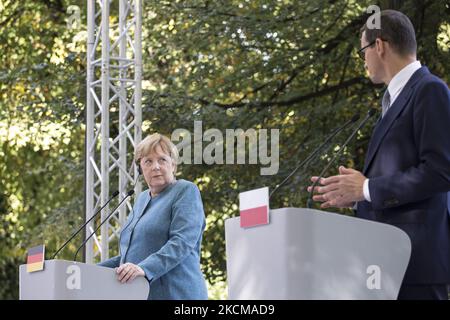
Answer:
[{"left": 26, "top": 245, "right": 45, "bottom": 273}]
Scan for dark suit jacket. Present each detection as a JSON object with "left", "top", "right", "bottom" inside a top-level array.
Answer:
[{"left": 357, "top": 66, "right": 450, "bottom": 285}]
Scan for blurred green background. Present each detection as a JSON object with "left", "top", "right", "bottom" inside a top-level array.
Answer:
[{"left": 0, "top": 0, "right": 448, "bottom": 299}]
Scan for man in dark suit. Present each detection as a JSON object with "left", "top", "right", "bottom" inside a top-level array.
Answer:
[{"left": 308, "top": 10, "right": 450, "bottom": 299}]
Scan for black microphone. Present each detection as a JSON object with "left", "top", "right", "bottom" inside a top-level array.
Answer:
[
  {"left": 51, "top": 190, "right": 120, "bottom": 259},
  {"left": 306, "top": 108, "right": 377, "bottom": 208},
  {"left": 269, "top": 112, "right": 360, "bottom": 199},
  {"left": 73, "top": 189, "right": 135, "bottom": 262}
]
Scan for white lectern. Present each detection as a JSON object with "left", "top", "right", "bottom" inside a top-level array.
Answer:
[
  {"left": 225, "top": 208, "right": 411, "bottom": 300},
  {"left": 19, "top": 260, "right": 149, "bottom": 300}
]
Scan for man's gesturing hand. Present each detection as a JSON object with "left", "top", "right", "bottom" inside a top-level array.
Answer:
[{"left": 307, "top": 166, "right": 366, "bottom": 208}]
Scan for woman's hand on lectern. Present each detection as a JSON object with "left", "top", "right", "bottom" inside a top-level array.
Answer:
[{"left": 116, "top": 262, "right": 145, "bottom": 283}]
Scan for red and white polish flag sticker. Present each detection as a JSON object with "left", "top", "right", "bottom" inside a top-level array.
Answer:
[{"left": 239, "top": 187, "right": 269, "bottom": 228}]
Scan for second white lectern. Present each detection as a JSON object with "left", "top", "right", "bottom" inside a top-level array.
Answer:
[{"left": 225, "top": 208, "right": 411, "bottom": 300}]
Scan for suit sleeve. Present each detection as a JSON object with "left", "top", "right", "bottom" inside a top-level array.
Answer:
[
  {"left": 97, "top": 255, "right": 121, "bottom": 268},
  {"left": 137, "top": 183, "right": 205, "bottom": 281},
  {"left": 369, "top": 79, "right": 450, "bottom": 210}
]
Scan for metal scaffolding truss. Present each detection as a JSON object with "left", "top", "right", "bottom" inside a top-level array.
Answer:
[{"left": 85, "top": 0, "right": 142, "bottom": 264}]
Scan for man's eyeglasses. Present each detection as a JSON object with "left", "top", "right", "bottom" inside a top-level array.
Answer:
[{"left": 357, "top": 41, "right": 376, "bottom": 60}]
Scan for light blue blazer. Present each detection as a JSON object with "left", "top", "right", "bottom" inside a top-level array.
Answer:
[{"left": 98, "top": 179, "right": 208, "bottom": 300}]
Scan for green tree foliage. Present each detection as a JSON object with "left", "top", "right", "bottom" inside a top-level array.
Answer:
[
  {"left": 0, "top": 0, "right": 86, "bottom": 298},
  {"left": 0, "top": 0, "right": 448, "bottom": 299}
]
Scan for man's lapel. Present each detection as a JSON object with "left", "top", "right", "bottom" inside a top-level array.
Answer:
[{"left": 363, "top": 67, "right": 429, "bottom": 174}]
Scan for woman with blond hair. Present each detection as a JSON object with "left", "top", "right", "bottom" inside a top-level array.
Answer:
[{"left": 99, "top": 133, "right": 208, "bottom": 300}]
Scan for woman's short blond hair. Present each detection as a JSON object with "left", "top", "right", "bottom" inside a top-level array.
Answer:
[{"left": 135, "top": 133, "right": 179, "bottom": 170}]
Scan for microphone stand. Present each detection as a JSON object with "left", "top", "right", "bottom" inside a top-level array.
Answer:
[
  {"left": 306, "top": 108, "right": 377, "bottom": 208},
  {"left": 73, "top": 189, "right": 135, "bottom": 262}
]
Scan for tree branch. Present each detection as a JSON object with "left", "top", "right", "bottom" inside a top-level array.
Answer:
[{"left": 172, "top": 76, "right": 369, "bottom": 110}]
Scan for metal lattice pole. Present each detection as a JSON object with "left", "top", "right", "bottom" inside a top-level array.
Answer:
[{"left": 85, "top": 0, "right": 142, "bottom": 264}]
